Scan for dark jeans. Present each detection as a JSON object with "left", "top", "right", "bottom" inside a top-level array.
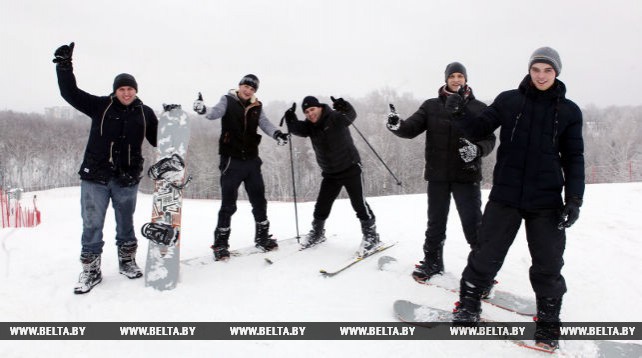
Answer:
[
  {"left": 80, "top": 179, "right": 139, "bottom": 254},
  {"left": 461, "top": 200, "right": 567, "bottom": 298},
  {"left": 425, "top": 181, "right": 482, "bottom": 253},
  {"left": 313, "top": 164, "right": 375, "bottom": 222},
  {"left": 217, "top": 156, "right": 267, "bottom": 228}
]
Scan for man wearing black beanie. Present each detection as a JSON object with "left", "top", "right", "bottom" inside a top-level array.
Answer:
[
  {"left": 446, "top": 47, "right": 584, "bottom": 352},
  {"left": 386, "top": 62, "right": 496, "bottom": 284},
  {"left": 52, "top": 42, "right": 158, "bottom": 294}
]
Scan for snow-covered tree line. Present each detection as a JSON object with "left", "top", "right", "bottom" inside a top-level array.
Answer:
[{"left": 1, "top": 91, "right": 641, "bottom": 199}]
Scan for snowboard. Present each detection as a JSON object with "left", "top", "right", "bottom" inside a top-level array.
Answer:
[
  {"left": 143, "top": 104, "right": 190, "bottom": 291},
  {"left": 319, "top": 241, "right": 397, "bottom": 277},
  {"left": 393, "top": 300, "right": 642, "bottom": 357}
]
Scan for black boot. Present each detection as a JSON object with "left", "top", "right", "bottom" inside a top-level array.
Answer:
[
  {"left": 452, "top": 279, "right": 485, "bottom": 324},
  {"left": 412, "top": 247, "right": 444, "bottom": 283},
  {"left": 358, "top": 218, "right": 381, "bottom": 257},
  {"left": 74, "top": 253, "right": 102, "bottom": 294},
  {"left": 118, "top": 242, "right": 143, "bottom": 279},
  {"left": 534, "top": 297, "right": 562, "bottom": 351},
  {"left": 211, "top": 227, "right": 231, "bottom": 261},
  {"left": 255, "top": 220, "right": 278, "bottom": 251},
  {"left": 301, "top": 219, "right": 326, "bottom": 248}
]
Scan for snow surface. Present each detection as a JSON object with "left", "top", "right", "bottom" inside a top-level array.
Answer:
[{"left": 1, "top": 183, "right": 641, "bottom": 357}]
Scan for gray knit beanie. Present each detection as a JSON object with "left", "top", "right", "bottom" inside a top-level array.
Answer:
[
  {"left": 529, "top": 47, "right": 562, "bottom": 76},
  {"left": 444, "top": 62, "right": 467, "bottom": 82}
]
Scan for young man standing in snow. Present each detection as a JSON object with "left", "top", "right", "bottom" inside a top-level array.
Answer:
[
  {"left": 53, "top": 42, "right": 158, "bottom": 294},
  {"left": 446, "top": 47, "right": 584, "bottom": 351},
  {"left": 386, "top": 62, "right": 496, "bottom": 282},
  {"left": 193, "top": 75, "right": 289, "bottom": 261},
  {"left": 283, "top": 96, "right": 381, "bottom": 256}
]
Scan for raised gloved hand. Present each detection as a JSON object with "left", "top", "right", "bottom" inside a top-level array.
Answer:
[
  {"left": 273, "top": 130, "right": 289, "bottom": 146},
  {"left": 330, "top": 96, "right": 349, "bottom": 112},
  {"left": 558, "top": 196, "right": 582, "bottom": 230},
  {"left": 445, "top": 86, "right": 467, "bottom": 116},
  {"left": 285, "top": 103, "right": 297, "bottom": 123},
  {"left": 193, "top": 92, "right": 206, "bottom": 114},
  {"left": 387, "top": 103, "right": 400, "bottom": 130},
  {"left": 458, "top": 138, "right": 479, "bottom": 163},
  {"left": 53, "top": 42, "right": 75, "bottom": 70}
]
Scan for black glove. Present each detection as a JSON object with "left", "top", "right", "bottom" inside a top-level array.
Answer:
[
  {"left": 387, "top": 103, "right": 400, "bottom": 128},
  {"left": 330, "top": 96, "right": 349, "bottom": 112},
  {"left": 53, "top": 42, "right": 75, "bottom": 70},
  {"left": 445, "top": 86, "right": 467, "bottom": 116},
  {"left": 273, "top": 130, "right": 289, "bottom": 146},
  {"left": 193, "top": 92, "right": 206, "bottom": 114},
  {"left": 558, "top": 196, "right": 582, "bottom": 230},
  {"left": 117, "top": 172, "right": 141, "bottom": 187},
  {"left": 458, "top": 138, "right": 480, "bottom": 163},
  {"left": 284, "top": 102, "right": 297, "bottom": 123}
]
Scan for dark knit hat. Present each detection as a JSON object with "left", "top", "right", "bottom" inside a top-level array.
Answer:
[
  {"left": 113, "top": 73, "right": 138, "bottom": 92},
  {"left": 529, "top": 47, "right": 562, "bottom": 76},
  {"left": 239, "top": 74, "right": 260, "bottom": 90},
  {"left": 301, "top": 96, "right": 322, "bottom": 112},
  {"left": 445, "top": 62, "right": 467, "bottom": 82}
]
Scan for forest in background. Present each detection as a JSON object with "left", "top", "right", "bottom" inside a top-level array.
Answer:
[{"left": 1, "top": 89, "right": 641, "bottom": 201}]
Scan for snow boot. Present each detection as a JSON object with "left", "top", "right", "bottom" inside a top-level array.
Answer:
[
  {"left": 301, "top": 219, "right": 326, "bottom": 248},
  {"left": 211, "top": 227, "right": 231, "bottom": 261},
  {"left": 534, "top": 297, "right": 562, "bottom": 351},
  {"left": 74, "top": 253, "right": 102, "bottom": 294},
  {"left": 357, "top": 218, "right": 382, "bottom": 257},
  {"left": 118, "top": 242, "right": 143, "bottom": 279},
  {"left": 254, "top": 220, "right": 278, "bottom": 252},
  {"left": 412, "top": 248, "right": 444, "bottom": 283},
  {"left": 452, "top": 279, "right": 484, "bottom": 325}
]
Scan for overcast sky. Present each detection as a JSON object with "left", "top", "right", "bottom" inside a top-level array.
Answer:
[{"left": 1, "top": 0, "right": 641, "bottom": 114}]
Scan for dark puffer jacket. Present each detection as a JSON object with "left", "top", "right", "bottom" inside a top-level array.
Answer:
[
  {"left": 455, "top": 75, "right": 584, "bottom": 209},
  {"left": 56, "top": 68, "right": 158, "bottom": 185},
  {"left": 389, "top": 86, "right": 496, "bottom": 182},
  {"left": 286, "top": 102, "right": 360, "bottom": 175}
]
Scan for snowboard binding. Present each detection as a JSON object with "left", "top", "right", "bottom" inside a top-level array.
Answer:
[{"left": 141, "top": 222, "right": 179, "bottom": 246}]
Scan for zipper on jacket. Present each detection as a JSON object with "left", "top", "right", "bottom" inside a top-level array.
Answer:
[
  {"left": 100, "top": 97, "right": 114, "bottom": 136},
  {"left": 109, "top": 142, "right": 115, "bottom": 165}
]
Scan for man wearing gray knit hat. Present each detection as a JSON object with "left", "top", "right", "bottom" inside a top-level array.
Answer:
[{"left": 445, "top": 46, "right": 584, "bottom": 353}]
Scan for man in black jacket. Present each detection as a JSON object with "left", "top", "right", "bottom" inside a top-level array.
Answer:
[
  {"left": 387, "top": 62, "right": 496, "bottom": 282},
  {"left": 446, "top": 47, "right": 584, "bottom": 351},
  {"left": 193, "top": 75, "right": 289, "bottom": 261},
  {"left": 284, "top": 96, "right": 381, "bottom": 257},
  {"left": 53, "top": 42, "right": 158, "bottom": 294}
]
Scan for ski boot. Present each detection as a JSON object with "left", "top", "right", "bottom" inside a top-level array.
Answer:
[
  {"left": 301, "top": 219, "right": 326, "bottom": 249},
  {"left": 412, "top": 248, "right": 444, "bottom": 283},
  {"left": 141, "top": 222, "right": 178, "bottom": 246},
  {"left": 74, "top": 252, "right": 102, "bottom": 294},
  {"left": 357, "top": 218, "right": 382, "bottom": 257},
  {"left": 118, "top": 242, "right": 143, "bottom": 279},
  {"left": 255, "top": 220, "right": 278, "bottom": 252},
  {"left": 452, "top": 279, "right": 484, "bottom": 325},
  {"left": 211, "top": 227, "right": 231, "bottom": 261},
  {"left": 533, "top": 297, "right": 562, "bottom": 351}
]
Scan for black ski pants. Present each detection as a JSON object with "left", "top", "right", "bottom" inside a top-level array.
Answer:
[
  {"left": 461, "top": 200, "right": 567, "bottom": 298},
  {"left": 313, "top": 164, "right": 375, "bottom": 223},
  {"left": 216, "top": 156, "right": 267, "bottom": 229},
  {"left": 424, "top": 181, "right": 482, "bottom": 254}
]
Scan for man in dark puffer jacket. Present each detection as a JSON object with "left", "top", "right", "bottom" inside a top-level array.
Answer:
[
  {"left": 447, "top": 47, "right": 584, "bottom": 352},
  {"left": 53, "top": 42, "right": 158, "bottom": 294},
  {"left": 387, "top": 62, "right": 496, "bottom": 282}
]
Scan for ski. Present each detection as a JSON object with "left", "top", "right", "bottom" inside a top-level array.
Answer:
[
  {"left": 181, "top": 237, "right": 300, "bottom": 266},
  {"left": 319, "top": 241, "right": 397, "bottom": 277},
  {"left": 143, "top": 104, "right": 190, "bottom": 291}
]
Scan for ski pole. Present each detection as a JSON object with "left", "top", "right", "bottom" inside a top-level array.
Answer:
[
  {"left": 349, "top": 122, "right": 402, "bottom": 186},
  {"left": 280, "top": 104, "right": 301, "bottom": 240}
]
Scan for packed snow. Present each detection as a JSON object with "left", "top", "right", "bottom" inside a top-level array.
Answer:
[{"left": 1, "top": 182, "right": 641, "bottom": 357}]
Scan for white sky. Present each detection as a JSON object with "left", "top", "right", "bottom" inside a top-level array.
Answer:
[{"left": 1, "top": 0, "right": 641, "bottom": 114}]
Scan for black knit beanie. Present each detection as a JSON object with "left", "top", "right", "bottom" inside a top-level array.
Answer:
[
  {"left": 239, "top": 74, "right": 260, "bottom": 90},
  {"left": 113, "top": 73, "right": 138, "bottom": 92},
  {"left": 301, "top": 96, "right": 322, "bottom": 112},
  {"left": 444, "top": 62, "right": 467, "bottom": 82}
]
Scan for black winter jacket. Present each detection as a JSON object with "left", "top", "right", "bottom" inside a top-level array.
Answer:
[
  {"left": 287, "top": 103, "right": 361, "bottom": 175},
  {"left": 389, "top": 87, "right": 496, "bottom": 182},
  {"left": 455, "top": 75, "right": 584, "bottom": 209},
  {"left": 56, "top": 68, "right": 158, "bottom": 185},
  {"left": 219, "top": 92, "right": 264, "bottom": 160}
]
